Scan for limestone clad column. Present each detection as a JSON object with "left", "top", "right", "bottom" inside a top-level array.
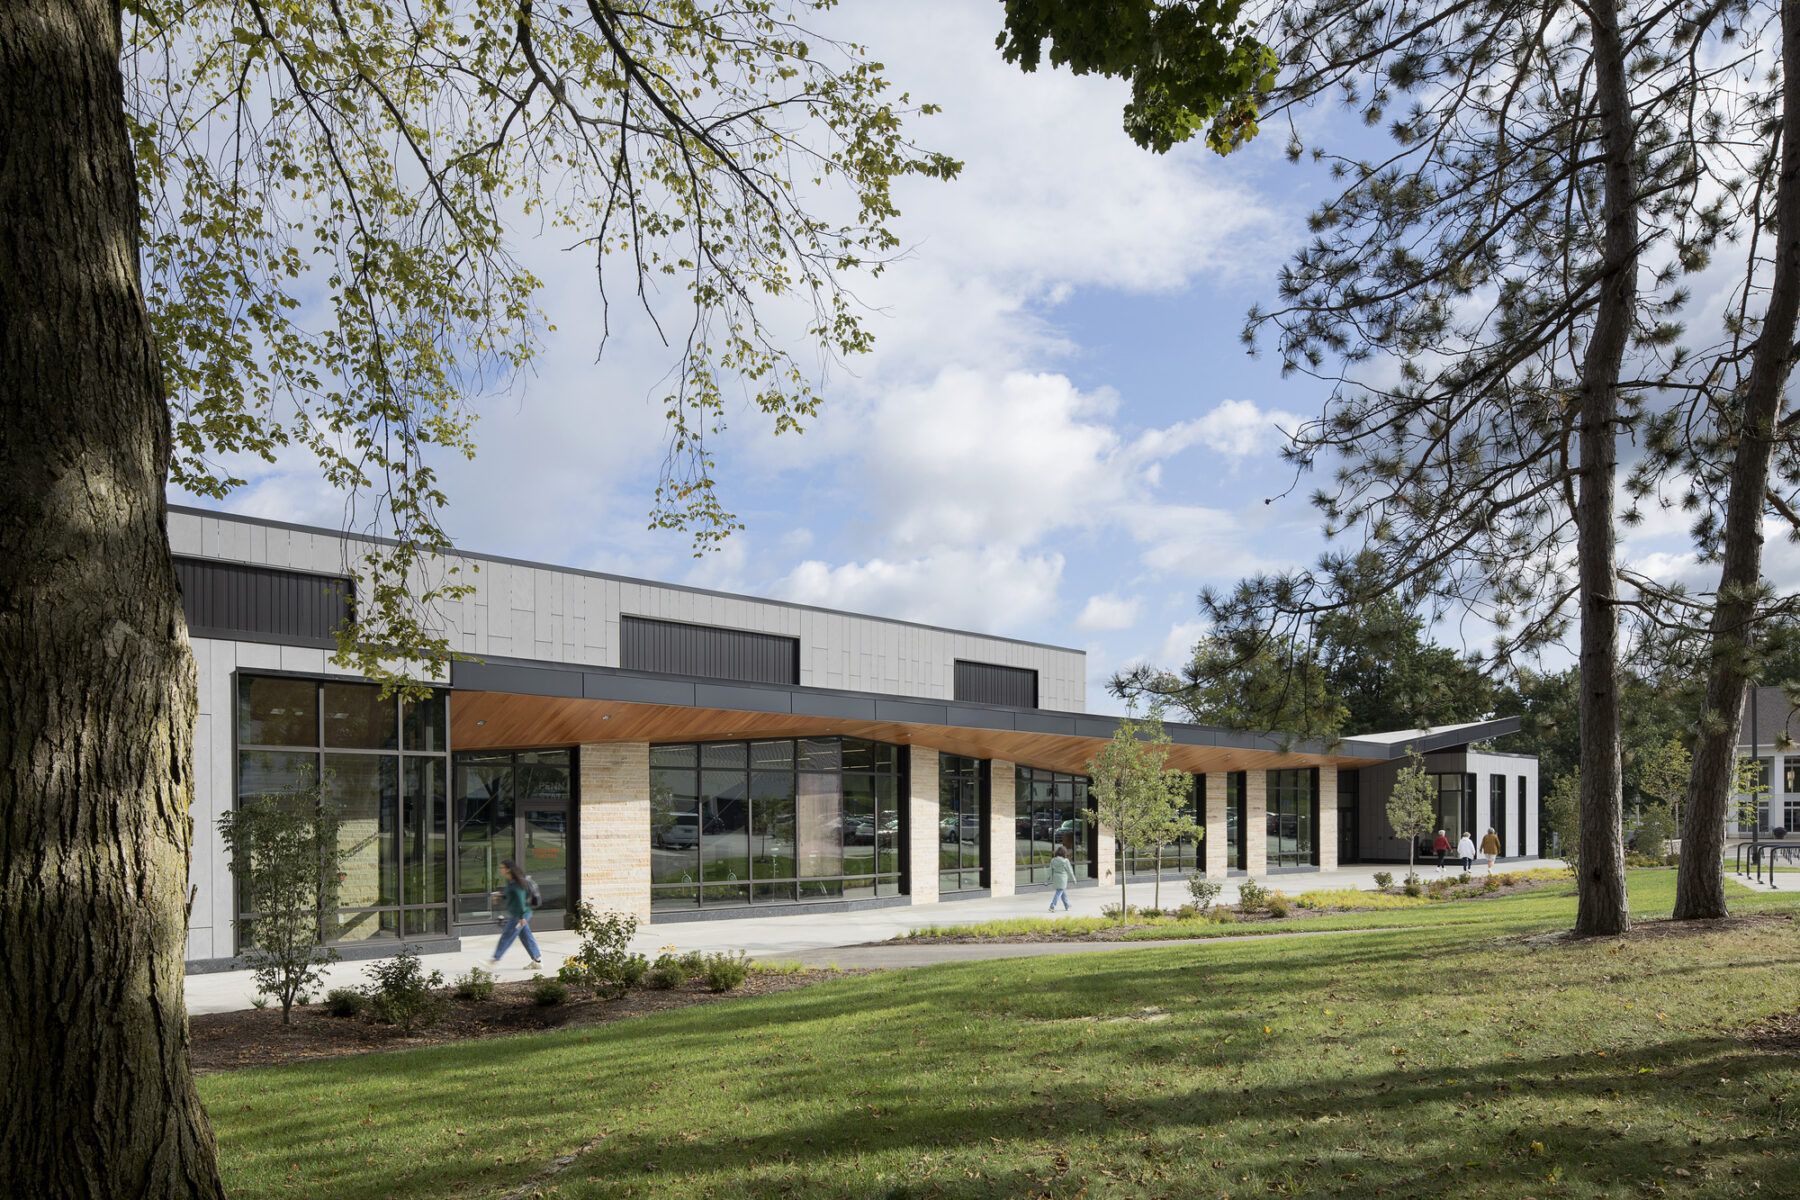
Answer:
[
  {"left": 578, "top": 742, "right": 651, "bottom": 921},
  {"left": 908, "top": 745, "right": 940, "bottom": 905},
  {"left": 1318, "top": 764, "right": 1339, "bottom": 871},
  {"left": 1204, "top": 772, "right": 1228, "bottom": 877},
  {"left": 1246, "top": 769, "right": 1269, "bottom": 876},
  {"left": 988, "top": 760, "right": 1016, "bottom": 897}
]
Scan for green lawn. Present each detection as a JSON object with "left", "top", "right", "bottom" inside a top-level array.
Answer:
[{"left": 205, "top": 872, "right": 1800, "bottom": 1199}]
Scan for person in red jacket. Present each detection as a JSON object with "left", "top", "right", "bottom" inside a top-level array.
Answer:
[{"left": 1432, "top": 829, "right": 1451, "bottom": 875}]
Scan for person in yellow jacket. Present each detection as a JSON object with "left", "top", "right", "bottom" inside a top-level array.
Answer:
[{"left": 1480, "top": 827, "right": 1502, "bottom": 875}]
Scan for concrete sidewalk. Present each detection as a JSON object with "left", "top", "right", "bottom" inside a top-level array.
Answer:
[{"left": 184, "top": 859, "right": 1552, "bottom": 1014}]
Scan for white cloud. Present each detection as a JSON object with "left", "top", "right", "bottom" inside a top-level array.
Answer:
[
  {"left": 1184, "top": 398, "right": 1307, "bottom": 460},
  {"left": 776, "top": 549, "right": 1064, "bottom": 632},
  {"left": 1076, "top": 592, "right": 1142, "bottom": 631}
]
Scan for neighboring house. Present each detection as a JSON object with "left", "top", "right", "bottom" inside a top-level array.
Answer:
[
  {"left": 175, "top": 506, "right": 1542, "bottom": 970},
  {"left": 1735, "top": 685, "right": 1800, "bottom": 837}
]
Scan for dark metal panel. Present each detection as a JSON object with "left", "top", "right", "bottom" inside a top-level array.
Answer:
[
  {"left": 953, "top": 660, "right": 1038, "bottom": 708},
  {"left": 789, "top": 692, "right": 879, "bottom": 720},
  {"left": 620, "top": 615, "right": 799, "bottom": 686},
  {"left": 873, "top": 699, "right": 947, "bottom": 725},
  {"left": 584, "top": 673, "right": 698, "bottom": 706},
  {"left": 692, "top": 683, "right": 796, "bottom": 715},
  {"left": 173, "top": 556, "right": 350, "bottom": 645}
]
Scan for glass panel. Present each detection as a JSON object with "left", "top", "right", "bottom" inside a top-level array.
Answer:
[
  {"left": 238, "top": 676, "right": 317, "bottom": 747},
  {"left": 1015, "top": 773, "right": 1035, "bottom": 872},
  {"left": 800, "top": 877, "right": 842, "bottom": 900},
  {"left": 325, "top": 754, "right": 398, "bottom": 908},
  {"left": 703, "top": 769, "right": 750, "bottom": 884},
  {"left": 871, "top": 742, "right": 898, "bottom": 773},
  {"left": 753, "top": 880, "right": 796, "bottom": 902},
  {"left": 238, "top": 750, "right": 318, "bottom": 804},
  {"left": 322, "top": 682, "right": 398, "bottom": 749},
  {"left": 842, "top": 774, "right": 877, "bottom": 877},
  {"left": 751, "top": 739, "right": 795, "bottom": 770},
  {"left": 651, "top": 744, "right": 697, "bottom": 770},
  {"left": 652, "top": 886, "right": 699, "bottom": 910},
  {"left": 799, "top": 738, "right": 841, "bottom": 772},
  {"left": 650, "top": 766, "right": 699, "bottom": 887},
  {"left": 403, "top": 908, "right": 447, "bottom": 936},
  {"left": 751, "top": 771, "right": 797, "bottom": 879},
  {"left": 702, "top": 883, "right": 750, "bottom": 907},
  {"left": 456, "top": 755, "right": 515, "bottom": 916},
  {"left": 403, "top": 693, "right": 447, "bottom": 752},
  {"left": 797, "top": 772, "right": 842, "bottom": 878},
  {"left": 703, "top": 742, "right": 747, "bottom": 772},
  {"left": 404, "top": 757, "right": 447, "bottom": 906},
  {"left": 874, "top": 776, "right": 901, "bottom": 876},
  {"left": 332, "top": 909, "right": 398, "bottom": 942},
  {"left": 840, "top": 739, "right": 875, "bottom": 772},
  {"left": 843, "top": 879, "right": 875, "bottom": 901},
  {"left": 521, "top": 806, "right": 569, "bottom": 909},
  {"left": 516, "top": 750, "right": 572, "bottom": 802}
]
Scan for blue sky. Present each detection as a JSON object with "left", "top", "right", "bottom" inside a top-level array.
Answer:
[{"left": 171, "top": 1, "right": 1765, "bottom": 713}]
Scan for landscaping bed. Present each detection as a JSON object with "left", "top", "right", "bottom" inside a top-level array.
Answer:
[{"left": 190, "top": 967, "right": 859, "bottom": 1073}]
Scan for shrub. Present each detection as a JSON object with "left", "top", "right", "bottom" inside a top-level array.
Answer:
[
  {"left": 1174, "top": 903, "right": 1199, "bottom": 920},
  {"left": 1236, "top": 878, "right": 1268, "bottom": 913},
  {"left": 1457, "top": 872, "right": 1472, "bottom": 885},
  {"left": 1209, "top": 908, "right": 1237, "bottom": 924},
  {"left": 530, "top": 974, "right": 569, "bottom": 1006},
  {"left": 1402, "top": 873, "right": 1424, "bottom": 898},
  {"left": 1482, "top": 876, "right": 1500, "bottom": 893},
  {"left": 1372, "top": 871, "right": 1394, "bottom": 890},
  {"left": 703, "top": 951, "right": 750, "bottom": 993},
  {"left": 1496, "top": 872, "right": 1518, "bottom": 887},
  {"left": 365, "top": 946, "right": 446, "bottom": 1033},
  {"left": 1663, "top": 851, "right": 1681, "bottom": 867},
  {"left": 1187, "top": 874, "right": 1223, "bottom": 913},
  {"left": 453, "top": 967, "right": 496, "bottom": 1002},
  {"left": 324, "top": 987, "right": 366, "bottom": 1018},
  {"left": 1637, "top": 803, "right": 1675, "bottom": 860},
  {"left": 562, "top": 903, "right": 643, "bottom": 998},
  {"left": 645, "top": 951, "right": 693, "bottom": 989},
  {"left": 1100, "top": 902, "right": 1137, "bottom": 921},
  {"left": 1264, "top": 891, "right": 1291, "bottom": 918},
  {"left": 1140, "top": 907, "right": 1164, "bottom": 919}
]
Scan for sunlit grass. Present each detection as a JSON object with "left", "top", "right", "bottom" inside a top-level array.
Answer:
[{"left": 206, "top": 873, "right": 1800, "bottom": 1200}]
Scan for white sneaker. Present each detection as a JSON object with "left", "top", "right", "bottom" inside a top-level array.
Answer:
[{"left": 529, "top": 959, "right": 542, "bottom": 969}]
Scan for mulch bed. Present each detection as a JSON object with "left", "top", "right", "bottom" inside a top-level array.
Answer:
[{"left": 191, "top": 970, "right": 865, "bottom": 1074}]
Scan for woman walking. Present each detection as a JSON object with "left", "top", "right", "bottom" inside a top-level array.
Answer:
[
  {"left": 490, "top": 858, "right": 542, "bottom": 969},
  {"left": 1480, "top": 827, "right": 1502, "bottom": 874},
  {"left": 1456, "top": 831, "right": 1476, "bottom": 874},
  {"left": 1047, "top": 845, "right": 1077, "bottom": 912},
  {"left": 1432, "top": 829, "right": 1450, "bottom": 875}
]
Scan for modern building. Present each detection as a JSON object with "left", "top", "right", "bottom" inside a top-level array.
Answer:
[
  {"left": 1735, "top": 685, "right": 1800, "bottom": 837},
  {"left": 174, "top": 506, "right": 1540, "bottom": 970}
]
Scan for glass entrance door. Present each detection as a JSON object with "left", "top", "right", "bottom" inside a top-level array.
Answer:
[{"left": 453, "top": 749, "right": 573, "bottom": 931}]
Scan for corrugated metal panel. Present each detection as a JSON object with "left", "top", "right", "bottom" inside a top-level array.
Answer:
[
  {"left": 173, "top": 557, "right": 352, "bottom": 645},
  {"left": 620, "top": 615, "right": 799, "bottom": 685},
  {"left": 954, "top": 660, "right": 1039, "bottom": 708}
]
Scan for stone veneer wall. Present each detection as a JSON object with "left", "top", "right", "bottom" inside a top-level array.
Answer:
[
  {"left": 1204, "top": 772, "right": 1228, "bottom": 877},
  {"left": 907, "top": 745, "right": 940, "bottom": 905},
  {"left": 1317, "top": 764, "right": 1339, "bottom": 871},
  {"left": 1245, "top": 770, "right": 1269, "bottom": 875},
  {"left": 987, "top": 760, "right": 1016, "bottom": 897},
  {"left": 578, "top": 742, "right": 651, "bottom": 920}
]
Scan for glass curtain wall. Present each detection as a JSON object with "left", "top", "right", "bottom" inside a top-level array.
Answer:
[
  {"left": 1117, "top": 774, "right": 1201, "bottom": 877},
  {"left": 1225, "top": 772, "right": 1245, "bottom": 871},
  {"left": 236, "top": 675, "right": 450, "bottom": 944},
  {"left": 649, "top": 737, "right": 901, "bottom": 910},
  {"left": 1489, "top": 775, "right": 1507, "bottom": 846},
  {"left": 1015, "top": 766, "right": 1092, "bottom": 883},
  {"left": 938, "top": 754, "right": 986, "bottom": 893},
  {"left": 1433, "top": 772, "right": 1471, "bottom": 846},
  {"left": 1265, "top": 768, "right": 1315, "bottom": 868},
  {"left": 451, "top": 749, "right": 573, "bottom": 925}
]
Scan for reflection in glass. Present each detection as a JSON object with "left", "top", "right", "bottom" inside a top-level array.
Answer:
[
  {"left": 843, "top": 774, "right": 877, "bottom": 878},
  {"left": 405, "top": 757, "right": 447, "bottom": 905},
  {"left": 704, "top": 769, "right": 751, "bottom": 883},
  {"left": 1265, "top": 769, "right": 1315, "bottom": 868},
  {"left": 238, "top": 676, "right": 317, "bottom": 747},
  {"left": 403, "top": 693, "right": 447, "bottom": 751},
  {"left": 326, "top": 754, "right": 399, "bottom": 908},
  {"left": 797, "top": 771, "right": 842, "bottom": 878},
  {"left": 323, "top": 682, "right": 398, "bottom": 749},
  {"left": 751, "top": 771, "right": 796, "bottom": 879},
  {"left": 455, "top": 755, "right": 514, "bottom": 915},
  {"left": 238, "top": 750, "right": 318, "bottom": 805}
]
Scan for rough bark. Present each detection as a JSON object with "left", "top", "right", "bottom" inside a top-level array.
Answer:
[
  {"left": 0, "top": 2, "right": 225, "bottom": 1196},
  {"left": 1571, "top": 0, "right": 1635, "bottom": 937},
  {"left": 1673, "top": 3, "right": 1800, "bottom": 922}
]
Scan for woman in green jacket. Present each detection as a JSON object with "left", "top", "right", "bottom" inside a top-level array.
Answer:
[
  {"left": 489, "top": 858, "right": 541, "bottom": 968},
  {"left": 1047, "top": 845, "right": 1077, "bottom": 912}
]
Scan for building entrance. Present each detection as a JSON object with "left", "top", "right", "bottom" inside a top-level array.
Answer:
[{"left": 452, "top": 750, "right": 574, "bottom": 932}]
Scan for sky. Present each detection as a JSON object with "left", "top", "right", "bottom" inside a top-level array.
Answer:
[{"left": 168, "top": 0, "right": 1793, "bottom": 714}]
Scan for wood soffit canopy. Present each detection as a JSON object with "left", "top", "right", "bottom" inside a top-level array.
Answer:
[{"left": 449, "top": 689, "right": 1384, "bottom": 775}]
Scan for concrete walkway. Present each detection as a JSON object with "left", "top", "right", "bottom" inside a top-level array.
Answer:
[{"left": 184, "top": 859, "right": 1551, "bottom": 1014}]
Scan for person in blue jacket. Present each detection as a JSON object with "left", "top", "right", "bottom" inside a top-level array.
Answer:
[{"left": 489, "top": 858, "right": 542, "bottom": 969}]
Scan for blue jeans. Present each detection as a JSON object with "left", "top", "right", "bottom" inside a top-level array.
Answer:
[
  {"left": 493, "top": 914, "right": 541, "bottom": 963},
  {"left": 1049, "top": 888, "right": 1070, "bottom": 910}
]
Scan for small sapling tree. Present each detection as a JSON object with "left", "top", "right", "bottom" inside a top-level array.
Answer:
[
  {"left": 1088, "top": 713, "right": 1194, "bottom": 924},
  {"left": 1150, "top": 817, "right": 1203, "bottom": 911},
  {"left": 1387, "top": 750, "right": 1437, "bottom": 877},
  {"left": 1543, "top": 771, "right": 1582, "bottom": 876},
  {"left": 217, "top": 783, "right": 343, "bottom": 1023}
]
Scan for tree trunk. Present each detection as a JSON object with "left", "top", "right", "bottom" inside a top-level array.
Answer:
[
  {"left": 0, "top": 3, "right": 225, "bottom": 1196},
  {"left": 1571, "top": 0, "right": 1636, "bottom": 937},
  {"left": 1674, "top": 3, "right": 1800, "bottom": 921}
]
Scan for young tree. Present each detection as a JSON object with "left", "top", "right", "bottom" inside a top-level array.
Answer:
[
  {"left": 216, "top": 786, "right": 345, "bottom": 1024},
  {"left": 1636, "top": 739, "right": 1694, "bottom": 833},
  {"left": 1543, "top": 771, "right": 1583, "bottom": 877},
  {"left": 1088, "top": 713, "right": 1194, "bottom": 924},
  {"left": 1149, "top": 816, "right": 1203, "bottom": 911},
  {"left": 1386, "top": 751, "right": 1436, "bottom": 876},
  {"left": 2, "top": 3, "right": 955, "bottom": 1193}
]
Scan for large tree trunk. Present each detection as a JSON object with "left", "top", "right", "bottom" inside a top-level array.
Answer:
[
  {"left": 1571, "top": 0, "right": 1636, "bottom": 937},
  {"left": 0, "top": 3, "right": 225, "bottom": 1196},
  {"left": 1674, "top": 3, "right": 1800, "bottom": 922}
]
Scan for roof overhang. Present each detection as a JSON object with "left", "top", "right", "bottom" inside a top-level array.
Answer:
[{"left": 447, "top": 658, "right": 1521, "bottom": 775}]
